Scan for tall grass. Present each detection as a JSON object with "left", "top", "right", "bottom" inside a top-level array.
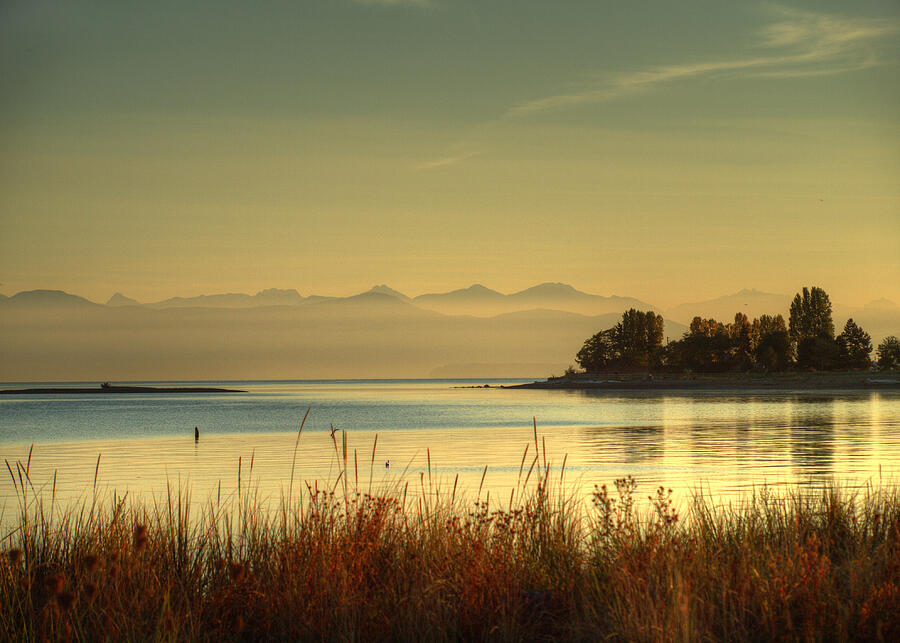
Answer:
[{"left": 2, "top": 426, "right": 899, "bottom": 642}]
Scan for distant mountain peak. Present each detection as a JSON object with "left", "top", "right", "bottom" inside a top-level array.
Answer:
[
  {"left": 252, "top": 288, "right": 304, "bottom": 304},
  {"left": 366, "top": 285, "right": 410, "bottom": 301},
  {"left": 5, "top": 289, "right": 99, "bottom": 308},
  {"left": 414, "top": 284, "right": 504, "bottom": 301},
  {"left": 731, "top": 288, "right": 780, "bottom": 298},
  {"left": 539, "top": 281, "right": 577, "bottom": 290},
  {"left": 864, "top": 297, "right": 897, "bottom": 310},
  {"left": 665, "top": 289, "right": 792, "bottom": 324},
  {"left": 513, "top": 282, "right": 581, "bottom": 296},
  {"left": 107, "top": 292, "right": 140, "bottom": 306},
  {"left": 254, "top": 288, "right": 302, "bottom": 298},
  {"left": 460, "top": 284, "right": 502, "bottom": 295}
]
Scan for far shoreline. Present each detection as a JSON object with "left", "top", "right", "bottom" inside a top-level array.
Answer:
[
  {"left": 0, "top": 384, "right": 247, "bottom": 395},
  {"left": 504, "top": 370, "right": 900, "bottom": 391}
]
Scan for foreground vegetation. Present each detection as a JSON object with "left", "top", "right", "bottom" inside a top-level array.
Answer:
[{"left": 3, "top": 437, "right": 899, "bottom": 642}]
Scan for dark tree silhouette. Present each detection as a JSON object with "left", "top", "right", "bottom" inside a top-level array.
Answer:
[
  {"left": 790, "top": 287, "right": 838, "bottom": 370},
  {"left": 730, "top": 312, "right": 753, "bottom": 369},
  {"left": 679, "top": 317, "right": 732, "bottom": 371},
  {"left": 575, "top": 329, "right": 619, "bottom": 372},
  {"left": 789, "top": 286, "right": 834, "bottom": 344},
  {"left": 616, "top": 309, "right": 665, "bottom": 368},
  {"left": 877, "top": 336, "right": 900, "bottom": 368},
  {"left": 836, "top": 319, "right": 872, "bottom": 369},
  {"left": 575, "top": 309, "right": 664, "bottom": 372}
]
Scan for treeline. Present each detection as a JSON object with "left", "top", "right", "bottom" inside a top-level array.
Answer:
[{"left": 576, "top": 286, "right": 900, "bottom": 373}]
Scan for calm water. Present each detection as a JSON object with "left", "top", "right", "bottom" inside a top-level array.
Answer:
[{"left": 2, "top": 379, "right": 899, "bottom": 525}]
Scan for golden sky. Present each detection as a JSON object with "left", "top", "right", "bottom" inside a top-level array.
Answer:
[{"left": 1, "top": 1, "right": 898, "bottom": 308}]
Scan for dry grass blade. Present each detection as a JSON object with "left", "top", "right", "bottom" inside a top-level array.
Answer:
[{"left": 288, "top": 407, "right": 311, "bottom": 504}]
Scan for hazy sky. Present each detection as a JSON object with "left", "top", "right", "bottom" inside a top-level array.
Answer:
[{"left": 2, "top": 0, "right": 898, "bottom": 308}]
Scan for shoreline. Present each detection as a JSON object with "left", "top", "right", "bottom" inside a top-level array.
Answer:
[
  {"left": 505, "top": 371, "right": 900, "bottom": 391},
  {"left": 0, "top": 385, "right": 246, "bottom": 394}
]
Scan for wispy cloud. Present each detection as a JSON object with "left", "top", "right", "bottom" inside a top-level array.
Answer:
[
  {"left": 507, "top": 5, "right": 898, "bottom": 118},
  {"left": 416, "top": 145, "right": 481, "bottom": 170}
]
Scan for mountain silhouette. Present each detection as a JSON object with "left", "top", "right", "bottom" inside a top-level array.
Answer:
[
  {"left": 107, "top": 293, "right": 141, "bottom": 306},
  {"left": 413, "top": 282, "right": 654, "bottom": 317},
  {"left": 864, "top": 298, "right": 898, "bottom": 310},
  {"left": 665, "top": 289, "right": 791, "bottom": 324},
  {"left": 364, "top": 285, "right": 411, "bottom": 302},
  {"left": 1, "top": 289, "right": 100, "bottom": 310},
  {"left": 147, "top": 288, "right": 304, "bottom": 309}
]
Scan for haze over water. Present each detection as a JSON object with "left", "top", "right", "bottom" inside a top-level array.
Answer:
[{"left": 3, "top": 380, "right": 899, "bottom": 524}]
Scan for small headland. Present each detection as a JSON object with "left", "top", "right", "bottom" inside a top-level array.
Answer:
[
  {"left": 506, "top": 370, "right": 900, "bottom": 391},
  {"left": 0, "top": 384, "right": 246, "bottom": 394}
]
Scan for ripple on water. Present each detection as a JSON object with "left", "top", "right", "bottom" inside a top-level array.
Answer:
[{"left": 1, "top": 384, "right": 899, "bottom": 523}]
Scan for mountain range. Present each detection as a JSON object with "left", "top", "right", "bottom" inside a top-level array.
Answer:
[
  {"left": 411, "top": 283, "right": 656, "bottom": 317},
  {"left": 1, "top": 284, "right": 896, "bottom": 380},
  {"left": 91, "top": 282, "right": 656, "bottom": 317}
]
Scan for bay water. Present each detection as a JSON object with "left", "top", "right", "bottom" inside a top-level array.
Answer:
[{"left": 2, "top": 379, "right": 899, "bottom": 527}]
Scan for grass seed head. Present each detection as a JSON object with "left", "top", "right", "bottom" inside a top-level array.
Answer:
[{"left": 133, "top": 524, "right": 148, "bottom": 551}]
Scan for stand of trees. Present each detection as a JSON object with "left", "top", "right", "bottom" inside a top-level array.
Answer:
[
  {"left": 661, "top": 313, "right": 791, "bottom": 372},
  {"left": 575, "top": 286, "right": 891, "bottom": 374},
  {"left": 576, "top": 309, "right": 664, "bottom": 371}
]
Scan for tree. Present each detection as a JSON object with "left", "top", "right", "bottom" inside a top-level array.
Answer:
[
  {"left": 576, "top": 329, "right": 619, "bottom": 372},
  {"left": 796, "top": 336, "right": 839, "bottom": 370},
  {"left": 755, "top": 314, "right": 787, "bottom": 337},
  {"left": 575, "top": 309, "right": 664, "bottom": 372},
  {"left": 756, "top": 329, "right": 792, "bottom": 371},
  {"left": 790, "top": 287, "right": 837, "bottom": 370},
  {"left": 836, "top": 318, "right": 872, "bottom": 369},
  {"left": 678, "top": 317, "right": 732, "bottom": 371},
  {"left": 615, "top": 308, "right": 665, "bottom": 368},
  {"left": 729, "top": 312, "right": 753, "bottom": 369},
  {"left": 753, "top": 314, "right": 790, "bottom": 371},
  {"left": 877, "top": 336, "right": 900, "bottom": 368},
  {"left": 789, "top": 286, "right": 834, "bottom": 344}
]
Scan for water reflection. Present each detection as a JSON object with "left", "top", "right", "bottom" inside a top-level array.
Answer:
[
  {"left": 1, "top": 387, "right": 899, "bottom": 527},
  {"left": 787, "top": 397, "right": 836, "bottom": 476}
]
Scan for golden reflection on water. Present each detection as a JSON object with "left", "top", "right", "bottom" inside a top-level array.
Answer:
[{"left": 2, "top": 392, "right": 898, "bottom": 529}]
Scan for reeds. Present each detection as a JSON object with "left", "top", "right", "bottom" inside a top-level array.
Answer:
[{"left": 2, "top": 432, "right": 899, "bottom": 642}]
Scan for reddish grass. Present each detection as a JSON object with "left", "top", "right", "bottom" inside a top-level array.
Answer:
[{"left": 2, "top": 437, "right": 899, "bottom": 641}]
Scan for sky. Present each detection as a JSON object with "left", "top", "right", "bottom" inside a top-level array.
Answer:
[{"left": 1, "top": 0, "right": 899, "bottom": 309}]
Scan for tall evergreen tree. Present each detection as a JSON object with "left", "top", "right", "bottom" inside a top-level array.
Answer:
[
  {"left": 790, "top": 286, "right": 837, "bottom": 369},
  {"left": 789, "top": 286, "right": 834, "bottom": 343},
  {"left": 836, "top": 319, "right": 872, "bottom": 369}
]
